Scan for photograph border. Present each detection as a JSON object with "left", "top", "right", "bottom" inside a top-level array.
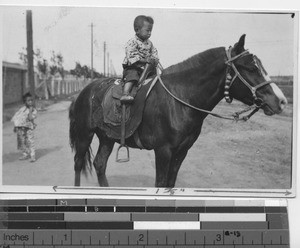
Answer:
[{"left": 0, "top": 1, "right": 298, "bottom": 199}]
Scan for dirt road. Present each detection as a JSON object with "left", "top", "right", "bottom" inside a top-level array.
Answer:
[{"left": 2, "top": 100, "right": 292, "bottom": 189}]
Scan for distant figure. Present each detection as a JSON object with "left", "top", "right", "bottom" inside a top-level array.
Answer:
[
  {"left": 11, "top": 92, "right": 37, "bottom": 162},
  {"left": 121, "top": 15, "right": 159, "bottom": 103}
]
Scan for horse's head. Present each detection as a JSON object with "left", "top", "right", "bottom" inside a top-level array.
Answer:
[{"left": 225, "top": 34, "right": 288, "bottom": 115}]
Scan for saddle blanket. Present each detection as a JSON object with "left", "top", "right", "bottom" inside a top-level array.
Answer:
[{"left": 92, "top": 77, "right": 156, "bottom": 140}]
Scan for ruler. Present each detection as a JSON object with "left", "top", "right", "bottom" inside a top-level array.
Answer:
[{"left": 0, "top": 198, "right": 289, "bottom": 247}]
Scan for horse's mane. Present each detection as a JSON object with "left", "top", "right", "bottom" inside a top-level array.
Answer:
[{"left": 162, "top": 47, "right": 225, "bottom": 76}]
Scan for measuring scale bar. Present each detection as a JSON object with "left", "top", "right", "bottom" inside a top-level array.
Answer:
[
  {"left": 0, "top": 212, "right": 289, "bottom": 247},
  {"left": 0, "top": 229, "right": 290, "bottom": 247},
  {"left": 0, "top": 199, "right": 289, "bottom": 247}
]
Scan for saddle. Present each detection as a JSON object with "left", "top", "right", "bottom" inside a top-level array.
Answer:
[{"left": 92, "top": 77, "right": 156, "bottom": 140}]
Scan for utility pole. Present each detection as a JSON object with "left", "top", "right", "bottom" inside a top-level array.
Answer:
[
  {"left": 110, "top": 62, "right": 116, "bottom": 77},
  {"left": 107, "top": 53, "right": 110, "bottom": 77},
  {"left": 103, "top": 42, "right": 106, "bottom": 77},
  {"left": 110, "top": 60, "right": 114, "bottom": 77},
  {"left": 26, "top": 10, "right": 35, "bottom": 98},
  {"left": 89, "top": 23, "right": 94, "bottom": 79}
]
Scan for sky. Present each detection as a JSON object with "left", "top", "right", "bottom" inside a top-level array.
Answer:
[{"left": 0, "top": 4, "right": 297, "bottom": 76}]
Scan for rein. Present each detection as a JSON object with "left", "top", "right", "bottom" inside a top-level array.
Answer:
[
  {"left": 156, "top": 48, "right": 267, "bottom": 122},
  {"left": 157, "top": 75, "right": 257, "bottom": 121}
]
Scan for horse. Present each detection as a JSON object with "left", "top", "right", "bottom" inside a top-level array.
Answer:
[{"left": 69, "top": 34, "right": 287, "bottom": 188}]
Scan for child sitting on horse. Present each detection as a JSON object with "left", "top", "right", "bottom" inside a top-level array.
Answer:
[{"left": 121, "top": 15, "right": 159, "bottom": 103}]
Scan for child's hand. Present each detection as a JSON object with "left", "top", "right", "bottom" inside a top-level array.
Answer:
[
  {"left": 139, "top": 58, "right": 147, "bottom": 64},
  {"left": 146, "top": 57, "right": 158, "bottom": 66}
]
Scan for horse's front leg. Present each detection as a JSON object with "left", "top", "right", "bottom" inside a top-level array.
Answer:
[
  {"left": 154, "top": 146, "right": 172, "bottom": 187},
  {"left": 167, "top": 148, "right": 189, "bottom": 188}
]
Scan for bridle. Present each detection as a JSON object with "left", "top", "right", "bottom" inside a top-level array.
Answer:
[
  {"left": 224, "top": 46, "right": 271, "bottom": 108},
  {"left": 153, "top": 47, "right": 272, "bottom": 121}
]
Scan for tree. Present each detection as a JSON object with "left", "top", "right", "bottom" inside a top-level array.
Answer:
[
  {"left": 94, "top": 71, "right": 103, "bottom": 78},
  {"left": 81, "top": 65, "right": 91, "bottom": 79},
  {"left": 19, "top": 48, "right": 66, "bottom": 78},
  {"left": 50, "top": 51, "right": 64, "bottom": 78},
  {"left": 70, "top": 62, "right": 83, "bottom": 78},
  {"left": 35, "top": 49, "right": 49, "bottom": 77},
  {"left": 19, "top": 47, "right": 49, "bottom": 77},
  {"left": 19, "top": 47, "right": 28, "bottom": 64},
  {"left": 70, "top": 62, "right": 104, "bottom": 79},
  {"left": 37, "top": 59, "right": 48, "bottom": 75}
]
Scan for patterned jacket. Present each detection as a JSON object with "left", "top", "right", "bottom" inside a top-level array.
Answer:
[
  {"left": 11, "top": 106, "right": 37, "bottom": 130},
  {"left": 122, "top": 35, "right": 159, "bottom": 68}
]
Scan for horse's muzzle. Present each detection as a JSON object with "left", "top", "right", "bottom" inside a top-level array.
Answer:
[
  {"left": 262, "top": 96, "right": 288, "bottom": 115},
  {"left": 261, "top": 83, "right": 288, "bottom": 115}
]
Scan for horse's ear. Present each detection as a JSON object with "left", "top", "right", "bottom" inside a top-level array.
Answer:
[{"left": 233, "top": 34, "right": 246, "bottom": 54}]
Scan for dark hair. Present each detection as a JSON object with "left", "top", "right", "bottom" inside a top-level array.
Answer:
[
  {"left": 23, "top": 92, "right": 33, "bottom": 103},
  {"left": 134, "top": 15, "right": 154, "bottom": 32}
]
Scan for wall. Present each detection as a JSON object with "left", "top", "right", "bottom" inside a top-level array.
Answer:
[{"left": 2, "top": 63, "right": 27, "bottom": 105}]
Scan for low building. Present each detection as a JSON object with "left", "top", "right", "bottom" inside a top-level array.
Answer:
[{"left": 2, "top": 61, "right": 28, "bottom": 105}]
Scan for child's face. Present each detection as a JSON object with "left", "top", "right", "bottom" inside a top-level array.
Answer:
[
  {"left": 136, "top": 21, "right": 153, "bottom": 41},
  {"left": 25, "top": 97, "right": 33, "bottom": 107}
]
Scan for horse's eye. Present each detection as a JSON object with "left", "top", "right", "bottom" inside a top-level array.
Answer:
[
  {"left": 247, "top": 65, "right": 257, "bottom": 72},
  {"left": 240, "top": 63, "right": 256, "bottom": 72}
]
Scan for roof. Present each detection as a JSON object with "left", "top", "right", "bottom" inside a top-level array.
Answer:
[{"left": 2, "top": 61, "right": 27, "bottom": 71}]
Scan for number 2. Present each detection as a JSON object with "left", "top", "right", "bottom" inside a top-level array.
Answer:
[{"left": 138, "top": 234, "right": 144, "bottom": 242}]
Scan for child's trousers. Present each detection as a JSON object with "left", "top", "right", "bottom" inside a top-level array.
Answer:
[{"left": 16, "top": 127, "right": 35, "bottom": 158}]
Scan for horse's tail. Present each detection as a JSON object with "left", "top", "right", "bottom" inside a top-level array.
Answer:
[{"left": 69, "top": 99, "right": 93, "bottom": 175}]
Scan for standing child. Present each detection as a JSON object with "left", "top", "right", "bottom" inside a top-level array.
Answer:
[
  {"left": 11, "top": 92, "right": 37, "bottom": 162},
  {"left": 121, "top": 15, "right": 159, "bottom": 103}
]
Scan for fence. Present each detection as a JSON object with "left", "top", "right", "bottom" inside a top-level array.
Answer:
[
  {"left": 35, "top": 75, "right": 91, "bottom": 100},
  {"left": 2, "top": 62, "right": 91, "bottom": 106}
]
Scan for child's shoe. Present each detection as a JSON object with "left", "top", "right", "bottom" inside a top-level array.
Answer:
[
  {"left": 30, "top": 156, "right": 36, "bottom": 163},
  {"left": 19, "top": 154, "right": 29, "bottom": 160}
]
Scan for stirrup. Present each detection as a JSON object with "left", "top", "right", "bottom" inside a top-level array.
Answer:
[
  {"left": 120, "top": 94, "right": 134, "bottom": 104},
  {"left": 116, "top": 144, "right": 130, "bottom": 163}
]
